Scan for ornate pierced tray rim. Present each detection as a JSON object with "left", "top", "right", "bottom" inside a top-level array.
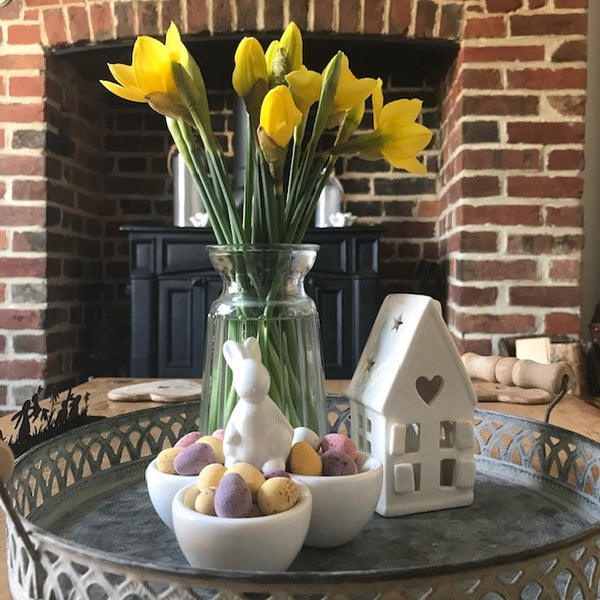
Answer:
[{"left": 9, "top": 403, "right": 600, "bottom": 584}]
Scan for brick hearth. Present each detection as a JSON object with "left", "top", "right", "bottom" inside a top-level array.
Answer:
[{"left": 0, "top": 0, "right": 587, "bottom": 412}]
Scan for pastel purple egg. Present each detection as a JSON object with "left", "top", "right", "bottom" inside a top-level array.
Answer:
[
  {"left": 173, "top": 442, "right": 216, "bottom": 476},
  {"left": 246, "top": 504, "right": 263, "bottom": 518},
  {"left": 263, "top": 468, "right": 290, "bottom": 480},
  {"left": 320, "top": 433, "right": 358, "bottom": 460},
  {"left": 214, "top": 472, "right": 253, "bottom": 518},
  {"left": 321, "top": 449, "right": 358, "bottom": 477},
  {"left": 175, "top": 431, "right": 204, "bottom": 448},
  {"left": 211, "top": 428, "right": 225, "bottom": 441}
]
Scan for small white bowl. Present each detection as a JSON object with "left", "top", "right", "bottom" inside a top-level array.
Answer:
[
  {"left": 145, "top": 458, "right": 196, "bottom": 530},
  {"left": 291, "top": 452, "right": 382, "bottom": 548},
  {"left": 172, "top": 481, "right": 312, "bottom": 571}
]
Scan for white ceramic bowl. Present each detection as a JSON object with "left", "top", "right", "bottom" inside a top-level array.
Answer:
[
  {"left": 172, "top": 481, "right": 312, "bottom": 571},
  {"left": 291, "top": 451, "right": 383, "bottom": 548},
  {"left": 145, "top": 458, "right": 196, "bottom": 530}
]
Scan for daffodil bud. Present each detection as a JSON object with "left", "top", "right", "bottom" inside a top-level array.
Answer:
[
  {"left": 270, "top": 47, "right": 290, "bottom": 87},
  {"left": 232, "top": 36, "right": 268, "bottom": 98},
  {"left": 259, "top": 85, "right": 302, "bottom": 148},
  {"left": 279, "top": 22, "right": 302, "bottom": 73},
  {"left": 146, "top": 91, "right": 192, "bottom": 124}
]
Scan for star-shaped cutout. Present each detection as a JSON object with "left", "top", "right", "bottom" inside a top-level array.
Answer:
[
  {"left": 392, "top": 314, "right": 403, "bottom": 331},
  {"left": 363, "top": 353, "right": 376, "bottom": 375}
]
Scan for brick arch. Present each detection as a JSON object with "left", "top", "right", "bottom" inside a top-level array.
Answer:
[{"left": 35, "top": 0, "right": 469, "bottom": 48}]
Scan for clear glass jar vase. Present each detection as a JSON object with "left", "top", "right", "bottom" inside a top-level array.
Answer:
[{"left": 200, "top": 244, "right": 327, "bottom": 436}]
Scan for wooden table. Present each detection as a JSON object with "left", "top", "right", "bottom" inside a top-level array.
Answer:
[{"left": 2, "top": 377, "right": 600, "bottom": 599}]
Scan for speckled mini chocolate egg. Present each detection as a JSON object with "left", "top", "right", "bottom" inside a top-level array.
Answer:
[
  {"left": 264, "top": 468, "right": 290, "bottom": 480},
  {"left": 156, "top": 447, "right": 183, "bottom": 474},
  {"left": 320, "top": 433, "right": 358, "bottom": 460},
  {"left": 321, "top": 449, "right": 358, "bottom": 476},
  {"left": 174, "top": 442, "right": 216, "bottom": 476},
  {"left": 197, "top": 462, "right": 227, "bottom": 490},
  {"left": 246, "top": 504, "right": 263, "bottom": 518},
  {"left": 292, "top": 426, "right": 321, "bottom": 451},
  {"left": 214, "top": 472, "right": 253, "bottom": 518},
  {"left": 226, "top": 462, "right": 265, "bottom": 501},
  {"left": 287, "top": 441, "right": 322, "bottom": 476},
  {"left": 257, "top": 477, "right": 299, "bottom": 515},
  {"left": 194, "top": 486, "right": 217, "bottom": 516},
  {"left": 196, "top": 435, "right": 225, "bottom": 464},
  {"left": 175, "top": 431, "right": 204, "bottom": 448},
  {"left": 211, "top": 428, "right": 225, "bottom": 441}
]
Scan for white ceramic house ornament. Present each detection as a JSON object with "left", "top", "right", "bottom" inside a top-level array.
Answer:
[
  {"left": 347, "top": 294, "right": 477, "bottom": 517},
  {"left": 222, "top": 337, "right": 294, "bottom": 473}
]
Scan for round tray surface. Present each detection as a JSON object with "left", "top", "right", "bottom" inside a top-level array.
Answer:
[{"left": 43, "top": 456, "right": 596, "bottom": 577}]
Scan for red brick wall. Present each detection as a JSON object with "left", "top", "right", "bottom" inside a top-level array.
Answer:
[
  {"left": 0, "top": 0, "right": 588, "bottom": 413},
  {"left": 439, "top": 0, "right": 587, "bottom": 354}
]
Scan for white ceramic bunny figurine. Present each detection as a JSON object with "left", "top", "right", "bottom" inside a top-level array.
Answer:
[{"left": 222, "top": 337, "right": 293, "bottom": 473}]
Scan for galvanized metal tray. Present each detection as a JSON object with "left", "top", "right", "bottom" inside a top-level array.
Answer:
[{"left": 6, "top": 399, "right": 600, "bottom": 599}]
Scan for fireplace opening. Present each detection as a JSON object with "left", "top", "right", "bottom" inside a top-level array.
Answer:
[{"left": 41, "top": 34, "right": 455, "bottom": 389}]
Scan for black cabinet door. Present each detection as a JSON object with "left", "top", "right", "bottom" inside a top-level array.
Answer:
[
  {"left": 158, "top": 276, "right": 221, "bottom": 377},
  {"left": 308, "top": 277, "right": 353, "bottom": 379}
]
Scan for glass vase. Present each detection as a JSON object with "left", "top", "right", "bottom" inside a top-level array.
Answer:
[{"left": 200, "top": 244, "right": 327, "bottom": 436}]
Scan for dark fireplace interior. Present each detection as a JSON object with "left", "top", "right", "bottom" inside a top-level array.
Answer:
[{"left": 41, "top": 34, "right": 455, "bottom": 390}]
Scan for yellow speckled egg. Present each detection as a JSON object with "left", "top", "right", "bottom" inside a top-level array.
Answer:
[
  {"left": 226, "top": 462, "right": 265, "bottom": 501},
  {"left": 196, "top": 435, "right": 224, "bottom": 464},
  {"left": 194, "top": 486, "right": 217, "bottom": 515},
  {"left": 288, "top": 441, "right": 322, "bottom": 476},
  {"left": 197, "top": 463, "right": 226, "bottom": 491},
  {"left": 156, "top": 447, "right": 183, "bottom": 474},
  {"left": 257, "top": 477, "right": 299, "bottom": 515}
]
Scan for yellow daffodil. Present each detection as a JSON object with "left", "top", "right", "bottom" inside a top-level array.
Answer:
[
  {"left": 266, "top": 22, "right": 303, "bottom": 85},
  {"left": 331, "top": 84, "right": 432, "bottom": 174},
  {"left": 332, "top": 54, "right": 377, "bottom": 114},
  {"left": 279, "top": 22, "right": 302, "bottom": 73},
  {"left": 285, "top": 67, "right": 323, "bottom": 113},
  {"left": 259, "top": 85, "right": 302, "bottom": 148},
  {"left": 100, "top": 22, "right": 189, "bottom": 103},
  {"left": 232, "top": 36, "right": 268, "bottom": 98},
  {"left": 337, "top": 101, "right": 365, "bottom": 144}
]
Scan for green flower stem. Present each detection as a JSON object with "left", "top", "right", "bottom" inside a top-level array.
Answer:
[
  {"left": 294, "top": 157, "right": 337, "bottom": 241},
  {"left": 168, "top": 119, "right": 228, "bottom": 242},
  {"left": 242, "top": 117, "right": 254, "bottom": 239},
  {"left": 285, "top": 115, "right": 308, "bottom": 218}
]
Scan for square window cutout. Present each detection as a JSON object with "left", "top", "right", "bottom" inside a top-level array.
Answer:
[
  {"left": 440, "top": 421, "right": 455, "bottom": 448},
  {"left": 440, "top": 459, "right": 456, "bottom": 487},
  {"left": 406, "top": 423, "right": 420, "bottom": 453}
]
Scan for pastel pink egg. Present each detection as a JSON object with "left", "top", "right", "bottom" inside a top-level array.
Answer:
[
  {"left": 175, "top": 431, "right": 204, "bottom": 448},
  {"left": 211, "top": 428, "right": 225, "bottom": 441},
  {"left": 320, "top": 433, "right": 358, "bottom": 460}
]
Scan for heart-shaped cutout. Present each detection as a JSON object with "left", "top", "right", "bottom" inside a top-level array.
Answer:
[{"left": 415, "top": 375, "right": 443, "bottom": 405}]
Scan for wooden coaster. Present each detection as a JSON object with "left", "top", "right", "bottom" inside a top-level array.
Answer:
[
  {"left": 107, "top": 380, "right": 202, "bottom": 403},
  {"left": 473, "top": 381, "right": 551, "bottom": 405}
]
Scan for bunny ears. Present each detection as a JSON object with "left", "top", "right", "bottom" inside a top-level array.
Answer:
[{"left": 223, "top": 337, "right": 263, "bottom": 367}]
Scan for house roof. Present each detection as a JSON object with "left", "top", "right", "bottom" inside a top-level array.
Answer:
[{"left": 347, "top": 294, "right": 477, "bottom": 414}]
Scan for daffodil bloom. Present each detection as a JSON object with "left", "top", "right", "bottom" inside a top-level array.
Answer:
[
  {"left": 100, "top": 22, "right": 189, "bottom": 103},
  {"left": 331, "top": 84, "right": 432, "bottom": 174},
  {"left": 336, "top": 101, "right": 365, "bottom": 144},
  {"left": 285, "top": 67, "right": 322, "bottom": 113},
  {"left": 232, "top": 36, "right": 268, "bottom": 98},
  {"left": 259, "top": 85, "right": 302, "bottom": 148},
  {"left": 332, "top": 54, "right": 377, "bottom": 114}
]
